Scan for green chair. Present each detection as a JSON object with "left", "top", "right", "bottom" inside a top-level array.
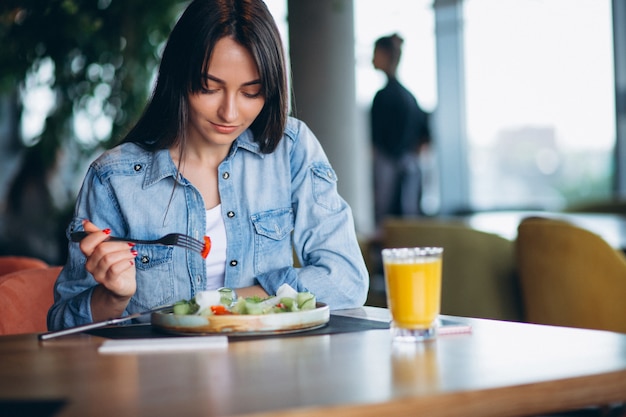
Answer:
[{"left": 562, "top": 199, "right": 626, "bottom": 215}]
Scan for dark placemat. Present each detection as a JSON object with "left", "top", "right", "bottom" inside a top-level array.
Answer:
[
  {"left": 0, "top": 400, "right": 66, "bottom": 417},
  {"left": 87, "top": 314, "right": 390, "bottom": 340}
]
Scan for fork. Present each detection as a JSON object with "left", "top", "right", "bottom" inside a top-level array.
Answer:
[{"left": 70, "top": 231, "right": 211, "bottom": 258}]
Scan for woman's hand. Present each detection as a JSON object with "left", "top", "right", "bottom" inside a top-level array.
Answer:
[
  {"left": 234, "top": 285, "right": 269, "bottom": 300},
  {"left": 80, "top": 220, "right": 137, "bottom": 320}
]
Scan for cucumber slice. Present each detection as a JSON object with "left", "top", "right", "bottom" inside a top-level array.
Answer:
[
  {"left": 173, "top": 301, "right": 191, "bottom": 315},
  {"left": 296, "top": 292, "right": 315, "bottom": 310},
  {"left": 230, "top": 298, "right": 248, "bottom": 314},
  {"left": 280, "top": 297, "right": 296, "bottom": 311},
  {"left": 245, "top": 301, "right": 265, "bottom": 315}
]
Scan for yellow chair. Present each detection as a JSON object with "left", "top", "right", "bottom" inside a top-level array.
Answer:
[
  {"left": 516, "top": 217, "right": 626, "bottom": 333},
  {"left": 381, "top": 218, "right": 523, "bottom": 321},
  {"left": 0, "top": 265, "right": 62, "bottom": 335}
]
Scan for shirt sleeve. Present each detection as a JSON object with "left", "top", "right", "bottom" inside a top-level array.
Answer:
[
  {"left": 254, "top": 121, "right": 369, "bottom": 310},
  {"left": 47, "top": 165, "right": 124, "bottom": 330}
]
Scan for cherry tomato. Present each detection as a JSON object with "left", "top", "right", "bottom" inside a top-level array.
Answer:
[{"left": 210, "top": 305, "right": 231, "bottom": 315}]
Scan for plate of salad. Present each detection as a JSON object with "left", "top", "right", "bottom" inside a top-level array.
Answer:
[{"left": 151, "top": 284, "right": 330, "bottom": 335}]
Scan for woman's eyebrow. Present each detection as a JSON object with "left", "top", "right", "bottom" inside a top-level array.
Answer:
[{"left": 203, "top": 74, "right": 262, "bottom": 87}]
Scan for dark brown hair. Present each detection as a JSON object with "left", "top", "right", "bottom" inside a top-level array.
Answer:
[
  {"left": 123, "top": 0, "right": 288, "bottom": 154},
  {"left": 375, "top": 33, "right": 404, "bottom": 69}
]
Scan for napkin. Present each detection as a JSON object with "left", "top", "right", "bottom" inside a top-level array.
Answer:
[{"left": 98, "top": 336, "right": 228, "bottom": 354}]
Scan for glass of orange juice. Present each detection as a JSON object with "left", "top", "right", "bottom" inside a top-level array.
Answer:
[{"left": 382, "top": 247, "right": 443, "bottom": 342}]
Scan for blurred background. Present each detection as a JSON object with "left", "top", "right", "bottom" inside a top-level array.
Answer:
[{"left": 0, "top": 0, "right": 622, "bottom": 265}]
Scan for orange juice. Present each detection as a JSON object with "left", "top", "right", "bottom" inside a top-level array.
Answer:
[{"left": 384, "top": 253, "right": 442, "bottom": 329}]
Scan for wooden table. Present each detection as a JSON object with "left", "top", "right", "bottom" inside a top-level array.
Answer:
[{"left": 1, "top": 308, "right": 625, "bottom": 417}]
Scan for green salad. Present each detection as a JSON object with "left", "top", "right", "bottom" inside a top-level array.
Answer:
[{"left": 172, "top": 284, "right": 316, "bottom": 316}]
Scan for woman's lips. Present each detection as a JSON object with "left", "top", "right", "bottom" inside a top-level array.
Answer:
[{"left": 211, "top": 122, "right": 238, "bottom": 134}]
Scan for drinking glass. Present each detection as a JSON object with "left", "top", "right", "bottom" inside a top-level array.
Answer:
[{"left": 382, "top": 247, "right": 443, "bottom": 342}]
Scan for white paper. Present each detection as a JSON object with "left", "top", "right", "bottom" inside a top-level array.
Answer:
[{"left": 98, "top": 336, "right": 228, "bottom": 354}]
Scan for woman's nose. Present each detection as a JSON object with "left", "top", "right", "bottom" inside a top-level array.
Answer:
[{"left": 217, "top": 94, "right": 237, "bottom": 122}]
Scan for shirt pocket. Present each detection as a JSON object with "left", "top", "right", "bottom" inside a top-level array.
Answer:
[
  {"left": 311, "top": 163, "right": 342, "bottom": 212},
  {"left": 251, "top": 208, "right": 294, "bottom": 274},
  {"left": 130, "top": 245, "right": 175, "bottom": 310}
]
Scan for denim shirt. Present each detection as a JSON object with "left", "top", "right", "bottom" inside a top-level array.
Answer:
[{"left": 48, "top": 117, "right": 369, "bottom": 330}]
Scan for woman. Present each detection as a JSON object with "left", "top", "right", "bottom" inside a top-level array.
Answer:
[{"left": 48, "top": 0, "right": 368, "bottom": 330}]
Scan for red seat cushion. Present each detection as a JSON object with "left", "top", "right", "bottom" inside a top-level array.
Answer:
[
  {"left": 0, "top": 266, "right": 61, "bottom": 335},
  {"left": 0, "top": 256, "right": 48, "bottom": 276}
]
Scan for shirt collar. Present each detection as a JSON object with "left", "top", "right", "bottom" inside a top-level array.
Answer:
[
  {"left": 143, "top": 130, "right": 265, "bottom": 187},
  {"left": 144, "top": 148, "right": 179, "bottom": 188},
  {"left": 230, "top": 129, "right": 264, "bottom": 158}
]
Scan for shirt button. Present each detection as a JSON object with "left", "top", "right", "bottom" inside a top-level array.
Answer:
[
  {"left": 222, "top": 172, "right": 230, "bottom": 179},
  {"left": 227, "top": 211, "right": 235, "bottom": 218},
  {"left": 229, "top": 260, "right": 238, "bottom": 267},
  {"left": 134, "top": 164, "right": 142, "bottom": 172},
  {"left": 141, "top": 255, "right": 149, "bottom": 264}
]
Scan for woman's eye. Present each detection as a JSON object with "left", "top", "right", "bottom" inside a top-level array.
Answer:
[
  {"left": 242, "top": 90, "right": 262, "bottom": 99},
  {"left": 200, "top": 82, "right": 220, "bottom": 94}
]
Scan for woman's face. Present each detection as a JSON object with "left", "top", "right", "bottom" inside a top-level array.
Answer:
[{"left": 186, "top": 36, "right": 265, "bottom": 149}]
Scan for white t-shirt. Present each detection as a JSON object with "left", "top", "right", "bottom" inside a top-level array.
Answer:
[{"left": 205, "top": 204, "right": 227, "bottom": 289}]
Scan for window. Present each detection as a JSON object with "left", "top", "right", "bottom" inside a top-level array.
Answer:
[{"left": 464, "top": 0, "right": 615, "bottom": 210}]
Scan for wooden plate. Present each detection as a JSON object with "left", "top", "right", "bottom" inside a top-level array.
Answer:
[{"left": 151, "top": 302, "right": 330, "bottom": 336}]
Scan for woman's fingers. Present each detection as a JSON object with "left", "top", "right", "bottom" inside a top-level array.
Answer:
[
  {"left": 85, "top": 242, "right": 138, "bottom": 298},
  {"left": 80, "top": 220, "right": 138, "bottom": 298},
  {"left": 88, "top": 242, "right": 136, "bottom": 271},
  {"left": 82, "top": 219, "right": 100, "bottom": 233},
  {"left": 79, "top": 220, "right": 113, "bottom": 257}
]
